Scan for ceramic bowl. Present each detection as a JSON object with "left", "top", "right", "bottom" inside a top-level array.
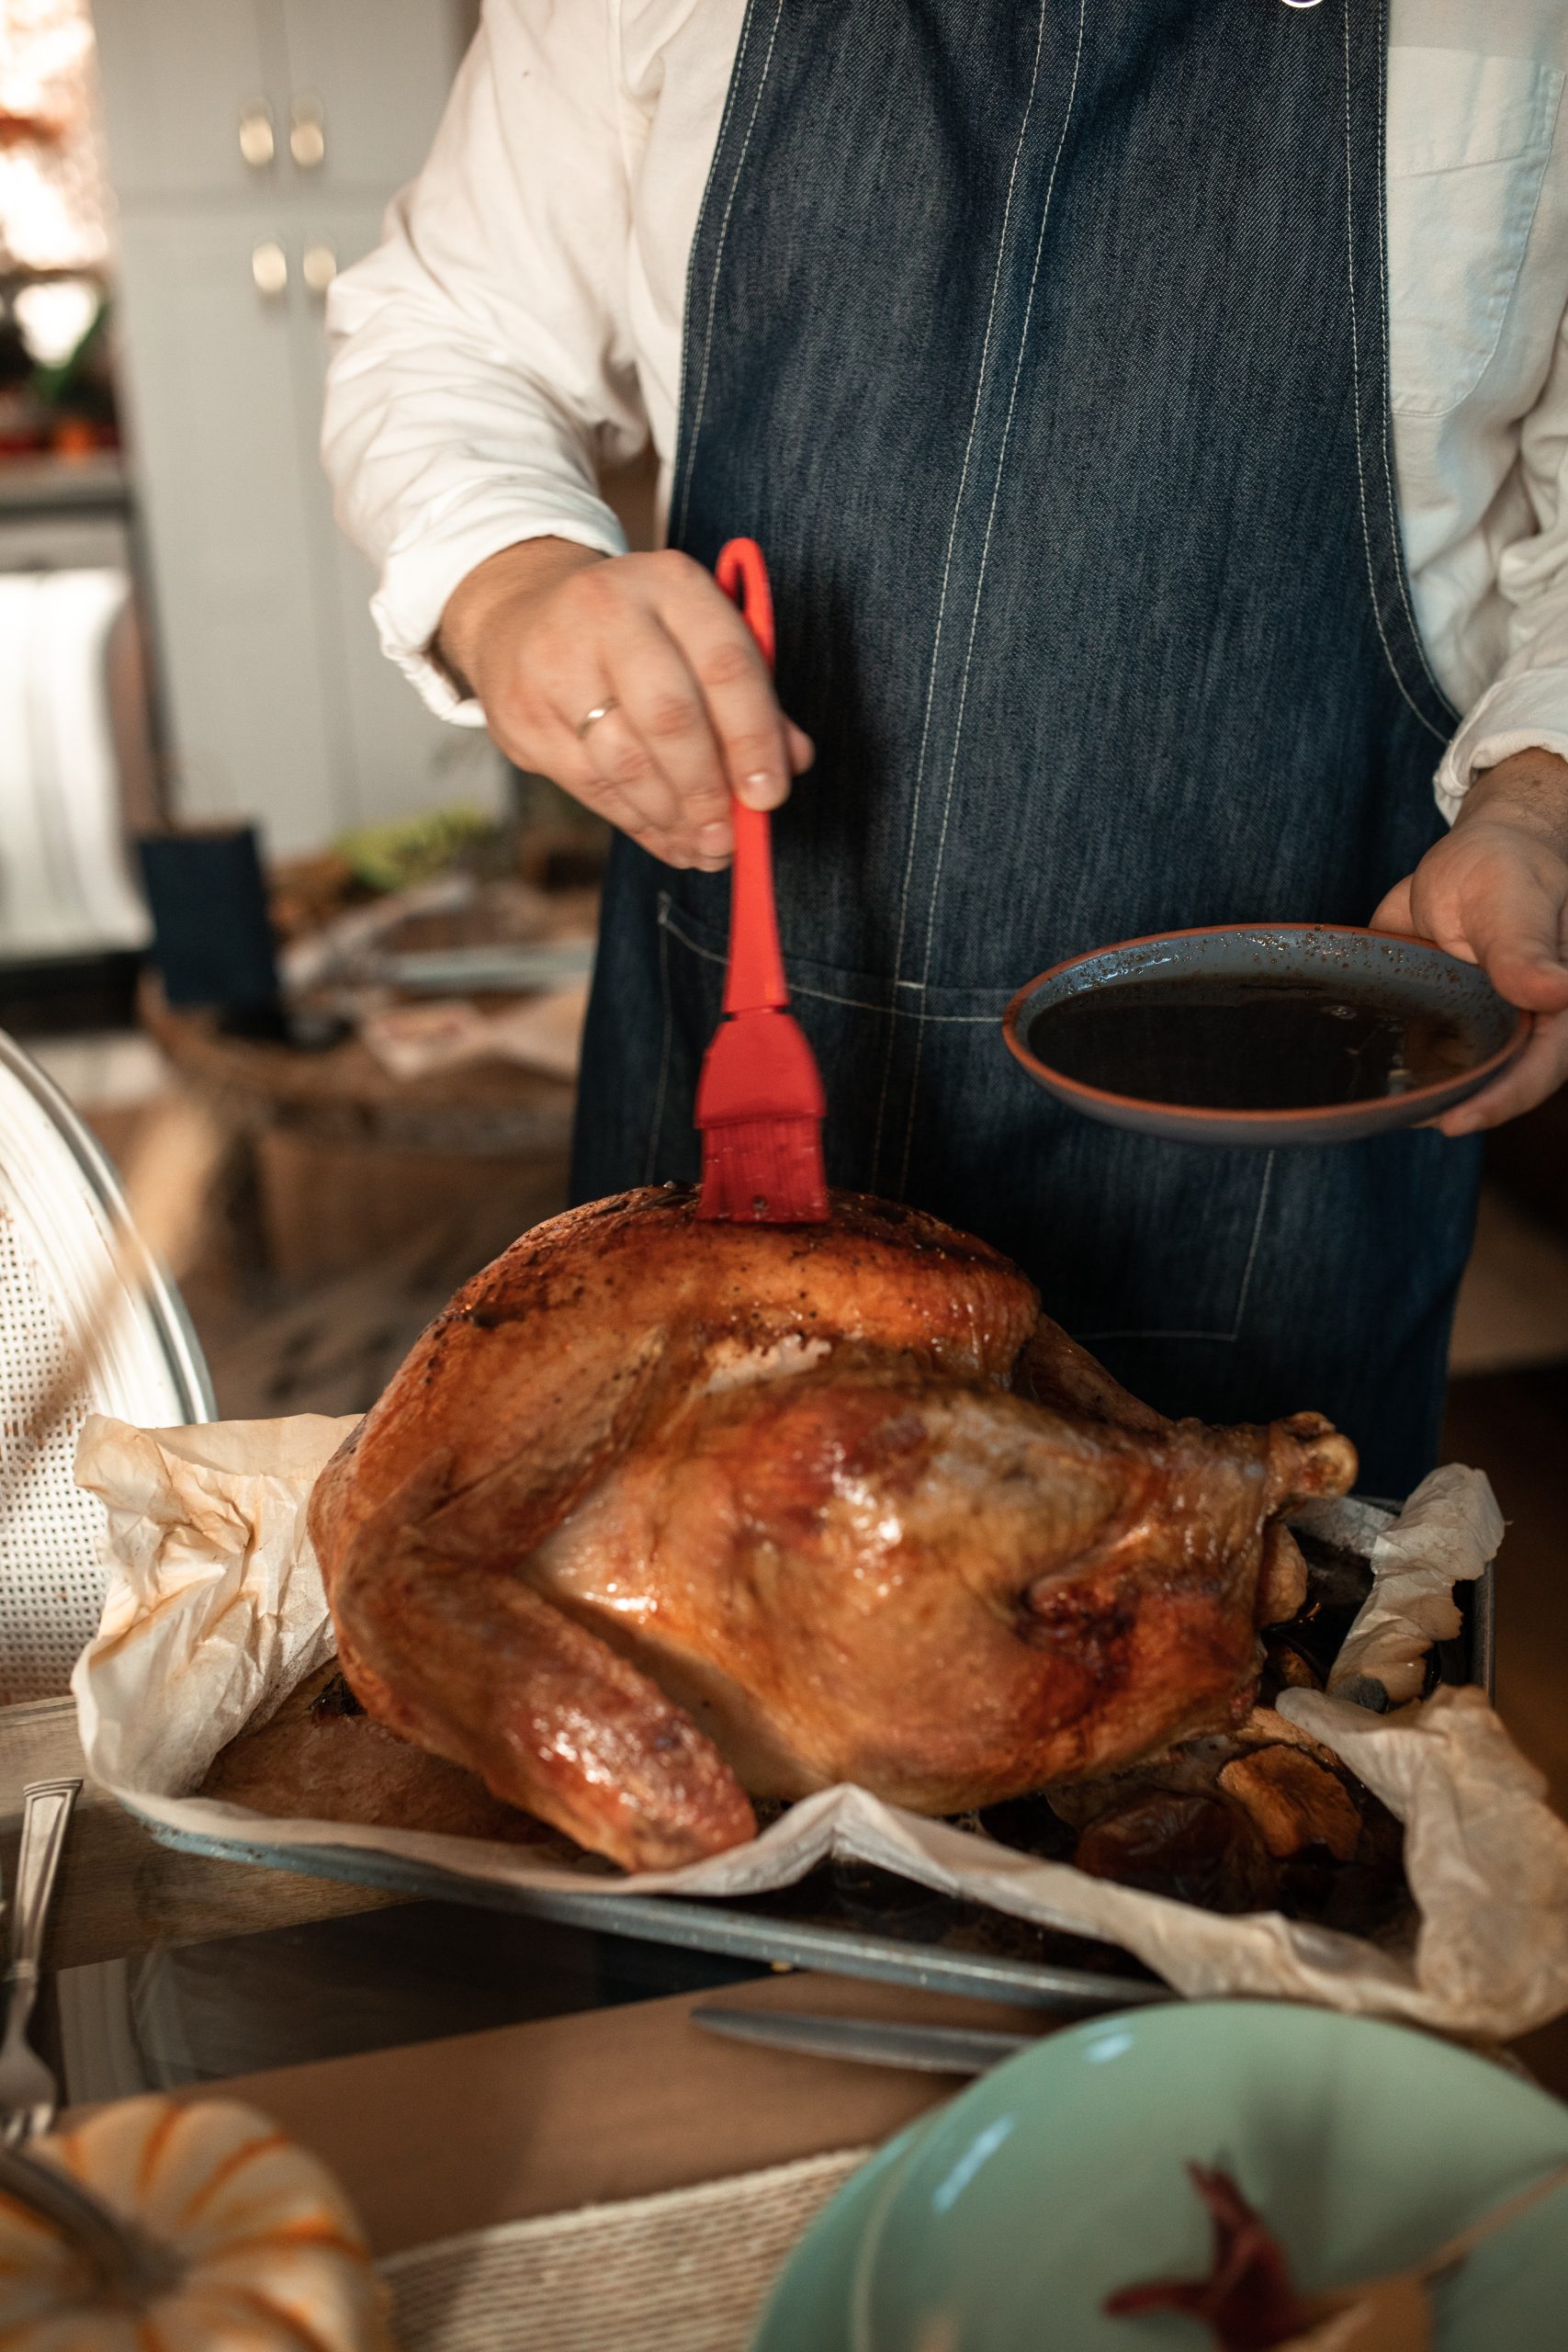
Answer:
[
  {"left": 752, "top": 2001, "right": 1568, "bottom": 2351},
  {"left": 1002, "top": 923, "right": 1529, "bottom": 1146},
  {"left": 750, "top": 2126, "right": 923, "bottom": 2352}
]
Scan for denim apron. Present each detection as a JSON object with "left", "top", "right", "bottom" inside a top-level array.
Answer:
[{"left": 573, "top": 0, "right": 1482, "bottom": 1497}]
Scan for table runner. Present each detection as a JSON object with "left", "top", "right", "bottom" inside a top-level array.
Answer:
[{"left": 382, "top": 2146, "right": 868, "bottom": 2352}]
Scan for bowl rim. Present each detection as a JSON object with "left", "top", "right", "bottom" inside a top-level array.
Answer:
[
  {"left": 1001, "top": 922, "right": 1532, "bottom": 1127},
  {"left": 849, "top": 1998, "right": 1568, "bottom": 2342}
]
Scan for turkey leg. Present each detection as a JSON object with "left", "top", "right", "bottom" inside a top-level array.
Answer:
[{"left": 328, "top": 1466, "right": 756, "bottom": 1871}]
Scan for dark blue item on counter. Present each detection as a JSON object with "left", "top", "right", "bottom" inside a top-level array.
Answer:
[{"left": 138, "top": 825, "right": 280, "bottom": 1018}]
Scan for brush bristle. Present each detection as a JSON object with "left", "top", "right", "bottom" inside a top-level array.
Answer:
[{"left": 698, "top": 1116, "right": 829, "bottom": 1222}]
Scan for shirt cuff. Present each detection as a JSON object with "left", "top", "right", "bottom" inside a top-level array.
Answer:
[
  {"left": 1434, "top": 668, "right": 1568, "bottom": 824},
  {"left": 369, "top": 493, "right": 629, "bottom": 725}
]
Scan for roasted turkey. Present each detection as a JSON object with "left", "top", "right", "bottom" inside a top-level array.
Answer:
[{"left": 308, "top": 1189, "right": 1356, "bottom": 1871}]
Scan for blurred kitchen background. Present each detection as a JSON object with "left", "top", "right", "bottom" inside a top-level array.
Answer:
[{"left": 0, "top": 5, "right": 1565, "bottom": 1835}]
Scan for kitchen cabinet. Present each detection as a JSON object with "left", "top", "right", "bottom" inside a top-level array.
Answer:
[
  {"left": 93, "top": 0, "right": 466, "bottom": 204},
  {"left": 276, "top": 0, "right": 464, "bottom": 195},
  {"left": 88, "top": 1, "right": 285, "bottom": 202},
  {"left": 93, "top": 0, "right": 493, "bottom": 854},
  {"left": 288, "top": 200, "right": 479, "bottom": 833},
  {"left": 111, "top": 211, "right": 340, "bottom": 846}
]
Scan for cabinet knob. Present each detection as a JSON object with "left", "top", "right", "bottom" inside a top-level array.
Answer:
[
  {"left": 302, "top": 242, "right": 338, "bottom": 299},
  {"left": 239, "top": 101, "right": 276, "bottom": 169},
  {"left": 290, "top": 95, "right": 326, "bottom": 170},
  {"left": 251, "top": 240, "right": 289, "bottom": 298}
]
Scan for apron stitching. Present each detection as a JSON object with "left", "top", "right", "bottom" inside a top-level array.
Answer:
[
  {"left": 870, "top": 0, "right": 1053, "bottom": 1187},
  {"left": 645, "top": 896, "right": 677, "bottom": 1182},
  {"left": 1340, "top": 0, "right": 1448, "bottom": 746},
  {"left": 1370, "top": 0, "right": 1459, "bottom": 727},
  {"left": 672, "top": 0, "right": 785, "bottom": 547},
  {"left": 1226, "top": 1148, "right": 1276, "bottom": 1339},
  {"left": 662, "top": 907, "right": 1003, "bottom": 1018},
  {"left": 1077, "top": 1150, "right": 1274, "bottom": 1346},
  {"left": 897, "top": 0, "right": 1089, "bottom": 1194}
]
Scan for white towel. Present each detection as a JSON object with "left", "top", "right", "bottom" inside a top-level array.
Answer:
[{"left": 0, "top": 567, "right": 151, "bottom": 956}]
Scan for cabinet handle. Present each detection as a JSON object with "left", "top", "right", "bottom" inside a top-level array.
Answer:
[
  {"left": 252, "top": 239, "right": 288, "bottom": 298},
  {"left": 290, "top": 95, "right": 326, "bottom": 170},
  {"left": 302, "top": 242, "right": 338, "bottom": 299},
  {"left": 239, "top": 101, "right": 276, "bottom": 169}
]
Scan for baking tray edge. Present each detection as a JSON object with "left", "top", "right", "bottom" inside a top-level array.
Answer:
[{"left": 130, "top": 1811, "right": 1164, "bottom": 2012}]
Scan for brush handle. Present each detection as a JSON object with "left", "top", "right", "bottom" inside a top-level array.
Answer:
[{"left": 716, "top": 538, "right": 789, "bottom": 1017}]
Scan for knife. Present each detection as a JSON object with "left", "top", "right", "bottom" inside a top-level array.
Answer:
[{"left": 690, "top": 2006, "right": 1040, "bottom": 2075}]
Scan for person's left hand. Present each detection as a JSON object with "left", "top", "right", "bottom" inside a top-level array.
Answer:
[{"left": 1370, "top": 746, "right": 1568, "bottom": 1136}]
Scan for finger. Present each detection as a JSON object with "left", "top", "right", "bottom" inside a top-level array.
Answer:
[
  {"left": 571, "top": 767, "right": 671, "bottom": 851},
  {"left": 574, "top": 704, "right": 690, "bottom": 837},
  {"left": 528, "top": 702, "right": 676, "bottom": 850},
  {"left": 1369, "top": 876, "right": 1416, "bottom": 937},
  {"left": 555, "top": 739, "right": 730, "bottom": 870},
  {"left": 1433, "top": 1009, "right": 1568, "bottom": 1136},
  {"left": 657, "top": 571, "right": 795, "bottom": 811},
  {"left": 786, "top": 720, "right": 816, "bottom": 775},
  {"left": 549, "top": 677, "right": 689, "bottom": 840},
  {"left": 603, "top": 612, "right": 736, "bottom": 853}
]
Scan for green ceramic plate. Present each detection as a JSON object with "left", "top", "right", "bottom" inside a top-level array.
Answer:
[{"left": 756, "top": 2003, "right": 1568, "bottom": 2351}]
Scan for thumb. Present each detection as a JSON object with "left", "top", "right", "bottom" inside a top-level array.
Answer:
[{"left": 1369, "top": 876, "right": 1416, "bottom": 937}]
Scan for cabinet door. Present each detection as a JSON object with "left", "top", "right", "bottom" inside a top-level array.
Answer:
[
  {"left": 91, "top": 0, "right": 289, "bottom": 203},
  {"left": 277, "top": 0, "right": 464, "bottom": 197},
  {"left": 113, "top": 214, "right": 347, "bottom": 852},
  {"left": 290, "top": 205, "right": 497, "bottom": 831}
]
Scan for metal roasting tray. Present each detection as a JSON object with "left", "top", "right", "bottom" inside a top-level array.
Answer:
[{"left": 136, "top": 1516, "right": 1495, "bottom": 2015}]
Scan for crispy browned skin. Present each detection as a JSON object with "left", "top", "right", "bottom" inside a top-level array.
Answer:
[{"left": 309, "top": 1188, "right": 1355, "bottom": 1871}]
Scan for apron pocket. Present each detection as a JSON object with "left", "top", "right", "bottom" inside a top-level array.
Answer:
[
  {"left": 656, "top": 895, "right": 1278, "bottom": 1351},
  {"left": 651, "top": 890, "right": 905, "bottom": 1191}
]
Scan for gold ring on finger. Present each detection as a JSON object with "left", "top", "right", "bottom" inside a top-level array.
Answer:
[{"left": 576, "top": 697, "right": 619, "bottom": 741}]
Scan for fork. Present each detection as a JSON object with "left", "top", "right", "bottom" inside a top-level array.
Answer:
[{"left": 0, "top": 1778, "right": 81, "bottom": 2144}]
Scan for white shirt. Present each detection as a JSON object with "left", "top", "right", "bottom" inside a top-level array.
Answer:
[{"left": 322, "top": 0, "right": 1568, "bottom": 819}]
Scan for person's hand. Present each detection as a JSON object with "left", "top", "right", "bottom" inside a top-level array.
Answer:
[
  {"left": 1370, "top": 747, "right": 1568, "bottom": 1135},
  {"left": 437, "top": 537, "right": 815, "bottom": 870}
]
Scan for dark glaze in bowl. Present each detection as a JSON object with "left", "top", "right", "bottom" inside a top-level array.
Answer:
[{"left": 1002, "top": 923, "right": 1530, "bottom": 1147}]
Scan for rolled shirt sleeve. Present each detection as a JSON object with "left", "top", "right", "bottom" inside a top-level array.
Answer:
[
  {"left": 321, "top": 1, "right": 641, "bottom": 721},
  {"left": 1434, "top": 314, "right": 1568, "bottom": 820},
  {"left": 1436, "top": 670, "right": 1568, "bottom": 822},
  {"left": 333, "top": 2, "right": 1568, "bottom": 796}
]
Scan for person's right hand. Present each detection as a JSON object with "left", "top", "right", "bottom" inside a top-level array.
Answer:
[{"left": 437, "top": 537, "right": 815, "bottom": 870}]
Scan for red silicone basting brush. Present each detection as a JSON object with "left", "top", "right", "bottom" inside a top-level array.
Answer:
[{"left": 694, "top": 537, "right": 829, "bottom": 1223}]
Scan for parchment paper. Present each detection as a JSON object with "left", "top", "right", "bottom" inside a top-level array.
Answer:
[
  {"left": 71, "top": 1416, "right": 1568, "bottom": 2041},
  {"left": 1320, "top": 1465, "right": 1505, "bottom": 1703}
]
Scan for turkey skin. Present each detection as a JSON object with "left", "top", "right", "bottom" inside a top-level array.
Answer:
[{"left": 308, "top": 1189, "right": 1356, "bottom": 1871}]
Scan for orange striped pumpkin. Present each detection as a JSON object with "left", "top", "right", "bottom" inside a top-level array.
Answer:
[{"left": 0, "top": 2095, "right": 393, "bottom": 2348}]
